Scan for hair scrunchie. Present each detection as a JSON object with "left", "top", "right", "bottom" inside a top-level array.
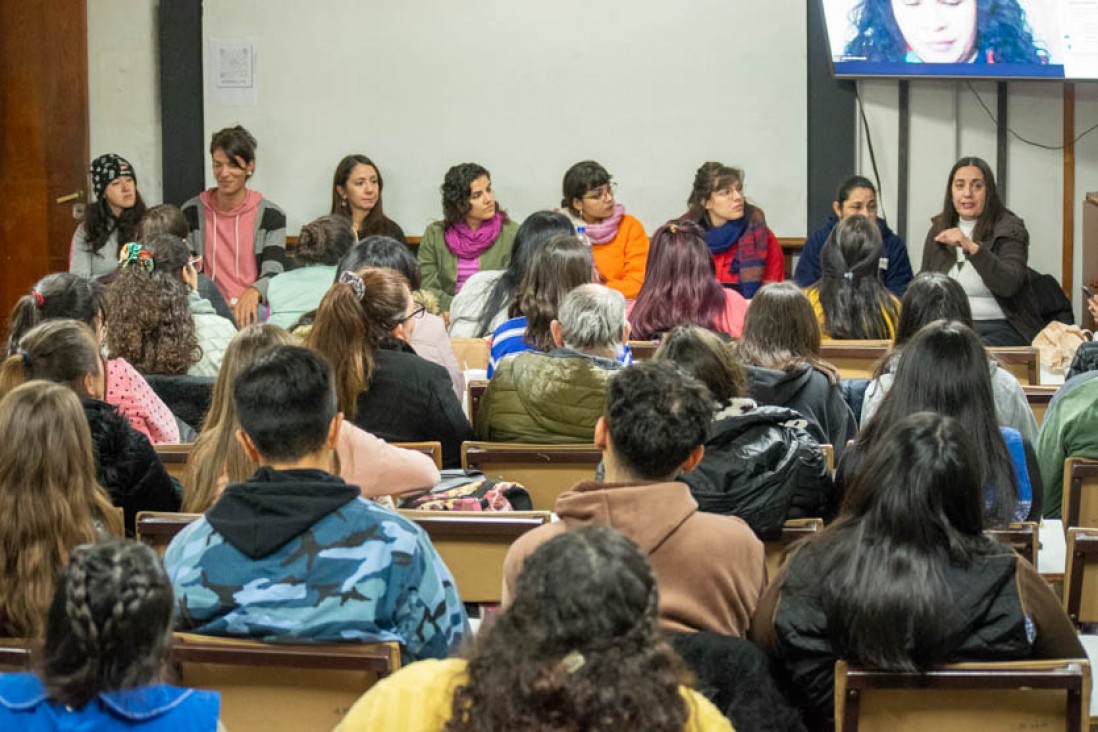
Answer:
[
  {"left": 118, "top": 242, "right": 154, "bottom": 272},
  {"left": 30, "top": 290, "right": 44, "bottom": 308},
  {"left": 339, "top": 270, "right": 366, "bottom": 300}
]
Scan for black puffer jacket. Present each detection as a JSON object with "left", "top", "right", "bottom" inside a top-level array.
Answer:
[
  {"left": 83, "top": 399, "right": 182, "bottom": 536},
  {"left": 682, "top": 400, "right": 836, "bottom": 538}
]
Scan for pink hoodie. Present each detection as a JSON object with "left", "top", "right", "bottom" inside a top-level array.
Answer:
[{"left": 199, "top": 189, "right": 262, "bottom": 301}]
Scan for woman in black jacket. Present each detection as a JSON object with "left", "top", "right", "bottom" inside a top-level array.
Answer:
[{"left": 655, "top": 326, "right": 835, "bottom": 535}]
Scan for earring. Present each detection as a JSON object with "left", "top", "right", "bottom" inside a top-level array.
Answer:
[{"left": 341, "top": 197, "right": 349, "bottom": 208}]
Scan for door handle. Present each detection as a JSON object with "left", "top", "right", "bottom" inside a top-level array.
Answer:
[{"left": 56, "top": 190, "right": 83, "bottom": 204}]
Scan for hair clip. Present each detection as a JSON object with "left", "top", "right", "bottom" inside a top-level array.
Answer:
[
  {"left": 118, "top": 242, "right": 154, "bottom": 272},
  {"left": 338, "top": 270, "right": 366, "bottom": 300},
  {"left": 668, "top": 223, "right": 679, "bottom": 234},
  {"left": 843, "top": 271, "right": 854, "bottom": 281},
  {"left": 30, "top": 290, "right": 44, "bottom": 308},
  {"left": 560, "top": 650, "right": 586, "bottom": 674},
  {"left": 18, "top": 349, "right": 31, "bottom": 370}
]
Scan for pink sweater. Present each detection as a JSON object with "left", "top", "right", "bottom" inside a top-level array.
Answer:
[
  {"left": 105, "top": 358, "right": 180, "bottom": 444},
  {"left": 335, "top": 422, "right": 440, "bottom": 498}
]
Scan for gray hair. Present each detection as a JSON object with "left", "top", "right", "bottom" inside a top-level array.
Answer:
[{"left": 558, "top": 283, "right": 627, "bottom": 352}]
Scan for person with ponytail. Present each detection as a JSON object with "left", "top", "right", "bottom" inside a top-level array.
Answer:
[
  {"left": 802, "top": 215, "right": 901, "bottom": 340},
  {"left": 752, "top": 412, "right": 1081, "bottom": 729},
  {"left": 69, "top": 153, "right": 147, "bottom": 278},
  {"left": 337, "top": 526, "right": 732, "bottom": 731},
  {"left": 6, "top": 273, "right": 180, "bottom": 444},
  {"left": 306, "top": 268, "right": 472, "bottom": 468},
  {"left": 0, "top": 381, "right": 123, "bottom": 637},
  {"left": 0, "top": 540, "right": 221, "bottom": 729},
  {"left": 266, "top": 215, "right": 356, "bottom": 328},
  {"left": 0, "top": 320, "right": 180, "bottom": 535},
  {"left": 330, "top": 154, "right": 408, "bottom": 242}
]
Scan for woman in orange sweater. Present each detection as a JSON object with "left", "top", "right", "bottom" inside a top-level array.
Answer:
[{"left": 561, "top": 160, "right": 649, "bottom": 299}]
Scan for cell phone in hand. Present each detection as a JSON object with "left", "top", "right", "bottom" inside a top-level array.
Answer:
[{"left": 1084, "top": 285, "right": 1095, "bottom": 301}]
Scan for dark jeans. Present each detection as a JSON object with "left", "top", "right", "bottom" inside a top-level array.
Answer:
[{"left": 974, "top": 318, "right": 1028, "bottom": 347}]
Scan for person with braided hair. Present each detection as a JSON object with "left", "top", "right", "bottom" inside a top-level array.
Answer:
[
  {"left": 0, "top": 540, "right": 221, "bottom": 730},
  {"left": 336, "top": 526, "right": 732, "bottom": 731}
]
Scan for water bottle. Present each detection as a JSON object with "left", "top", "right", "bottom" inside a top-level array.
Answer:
[{"left": 576, "top": 225, "right": 590, "bottom": 247}]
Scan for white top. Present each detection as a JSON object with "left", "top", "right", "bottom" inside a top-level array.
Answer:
[
  {"left": 949, "top": 217, "right": 1006, "bottom": 321},
  {"left": 447, "top": 269, "right": 508, "bottom": 338}
]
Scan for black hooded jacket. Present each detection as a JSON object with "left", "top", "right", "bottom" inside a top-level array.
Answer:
[{"left": 746, "top": 364, "right": 857, "bottom": 460}]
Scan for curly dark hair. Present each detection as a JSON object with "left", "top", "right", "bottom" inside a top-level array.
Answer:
[
  {"left": 445, "top": 526, "right": 691, "bottom": 732},
  {"left": 83, "top": 193, "right": 147, "bottom": 256},
  {"left": 441, "top": 162, "right": 507, "bottom": 229},
  {"left": 845, "top": 0, "right": 1045, "bottom": 64},
  {"left": 105, "top": 244, "right": 201, "bottom": 374},
  {"left": 39, "top": 540, "right": 173, "bottom": 709}
]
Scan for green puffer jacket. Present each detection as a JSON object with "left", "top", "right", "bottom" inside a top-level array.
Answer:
[{"left": 476, "top": 349, "right": 622, "bottom": 443}]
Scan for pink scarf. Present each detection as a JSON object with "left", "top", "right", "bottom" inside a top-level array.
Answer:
[
  {"left": 584, "top": 203, "right": 626, "bottom": 245},
  {"left": 444, "top": 212, "right": 503, "bottom": 258}
]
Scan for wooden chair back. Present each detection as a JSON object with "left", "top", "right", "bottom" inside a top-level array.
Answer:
[
  {"left": 461, "top": 442, "right": 601, "bottom": 511},
  {"left": 764, "top": 518, "right": 824, "bottom": 578},
  {"left": 986, "top": 521, "right": 1039, "bottom": 567},
  {"left": 170, "top": 632, "right": 400, "bottom": 732},
  {"left": 467, "top": 379, "right": 488, "bottom": 425},
  {"left": 398, "top": 510, "right": 551, "bottom": 603},
  {"left": 834, "top": 659, "right": 1089, "bottom": 731},
  {"left": 0, "top": 638, "right": 31, "bottom": 672},
  {"left": 450, "top": 338, "right": 490, "bottom": 371},
  {"left": 392, "top": 441, "right": 443, "bottom": 470},
  {"left": 154, "top": 443, "right": 194, "bottom": 482},
  {"left": 627, "top": 341, "right": 658, "bottom": 360},
  {"left": 136, "top": 511, "right": 202, "bottom": 556},
  {"left": 821, "top": 444, "right": 835, "bottom": 474},
  {"left": 818, "top": 340, "right": 891, "bottom": 380},
  {"left": 1023, "top": 385, "right": 1057, "bottom": 427},
  {"left": 989, "top": 346, "right": 1041, "bottom": 385},
  {"left": 1064, "top": 528, "right": 1098, "bottom": 627},
  {"left": 1063, "top": 457, "right": 1098, "bottom": 531}
]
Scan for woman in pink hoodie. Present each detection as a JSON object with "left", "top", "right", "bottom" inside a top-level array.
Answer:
[{"left": 181, "top": 126, "right": 287, "bottom": 327}]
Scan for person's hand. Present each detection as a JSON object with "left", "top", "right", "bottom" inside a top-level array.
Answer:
[
  {"left": 935, "top": 227, "right": 979, "bottom": 255},
  {"left": 1088, "top": 294, "right": 1098, "bottom": 323},
  {"left": 233, "top": 287, "right": 262, "bottom": 326},
  {"left": 182, "top": 264, "right": 199, "bottom": 292}
]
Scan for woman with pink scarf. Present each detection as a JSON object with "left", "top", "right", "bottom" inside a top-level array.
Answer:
[
  {"left": 418, "top": 163, "right": 519, "bottom": 312},
  {"left": 561, "top": 160, "right": 649, "bottom": 299}
]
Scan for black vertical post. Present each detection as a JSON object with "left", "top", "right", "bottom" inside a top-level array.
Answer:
[
  {"left": 159, "top": 0, "right": 205, "bottom": 206},
  {"left": 897, "top": 80, "right": 910, "bottom": 243},
  {"left": 997, "top": 81, "right": 1009, "bottom": 199}
]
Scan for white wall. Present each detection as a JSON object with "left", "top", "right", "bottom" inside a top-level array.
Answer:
[
  {"left": 87, "top": 0, "right": 162, "bottom": 204},
  {"left": 201, "top": 0, "right": 808, "bottom": 237},
  {"left": 857, "top": 79, "right": 1098, "bottom": 319}
]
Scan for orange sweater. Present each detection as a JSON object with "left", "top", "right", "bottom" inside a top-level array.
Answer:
[{"left": 592, "top": 214, "right": 649, "bottom": 299}]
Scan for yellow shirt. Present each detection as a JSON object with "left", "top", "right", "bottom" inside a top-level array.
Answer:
[
  {"left": 335, "top": 657, "right": 735, "bottom": 732},
  {"left": 804, "top": 285, "right": 899, "bottom": 341}
]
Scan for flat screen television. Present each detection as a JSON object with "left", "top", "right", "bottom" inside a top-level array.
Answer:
[{"left": 820, "top": 0, "right": 1098, "bottom": 80}]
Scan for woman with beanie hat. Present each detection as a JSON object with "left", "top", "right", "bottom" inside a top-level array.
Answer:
[{"left": 69, "top": 153, "right": 147, "bottom": 278}]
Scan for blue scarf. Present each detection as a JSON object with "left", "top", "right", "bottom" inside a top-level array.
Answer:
[{"left": 705, "top": 218, "right": 750, "bottom": 255}]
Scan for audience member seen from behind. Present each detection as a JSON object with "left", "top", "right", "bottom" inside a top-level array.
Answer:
[
  {"left": 183, "top": 324, "right": 438, "bottom": 514},
  {"left": 920, "top": 156, "right": 1042, "bottom": 346},
  {"left": 0, "top": 541, "right": 221, "bottom": 730},
  {"left": 844, "top": 0, "right": 1047, "bottom": 64},
  {"left": 561, "top": 160, "right": 650, "bottom": 299},
  {"left": 0, "top": 320, "right": 179, "bottom": 535},
  {"left": 181, "top": 125, "right": 288, "bottom": 326},
  {"left": 330, "top": 153, "right": 408, "bottom": 242},
  {"left": 0, "top": 381, "right": 122, "bottom": 638},
  {"left": 307, "top": 268, "right": 472, "bottom": 468},
  {"left": 803, "top": 215, "right": 901, "bottom": 340},
  {"left": 628, "top": 220, "right": 747, "bottom": 341},
  {"left": 488, "top": 234, "right": 596, "bottom": 377},
  {"left": 841, "top": 320, "right": 1042, "bottom": 524},
  {"left": 794, "top": 175, "right": 913, "bottom": 297},
  {"left": 1036, "top": 366, "right": 1098, "bottom": 518},
  {"left": 336, "top": 235, "right": 465, "bottom": 402},
  {"left": 752, "top": 413, "right": 1080, "bottom": 730},
  {"left": 682, "top": 162, "right": 783, "bottom": 298},
  {"left": 337, "top": 526, "right": 733, "bottom": 732},
  {"left": 69, "top": 153, "right": 146, "bottom": 278},
  {"left": 418, "top": 162, "right": 519, "bottom": 312},
  {"left": 736, "top": 282, "right": 857, "bottom": 457},
  {"left": 656, "top": 326, "right": 836, "bottom": 535},
  {"left": 860, "top": 272, "right": 1038, "bottom": 443},
  {"left": 265, "top": 215, "right": 356, "bottom": 329},
  {"left": 477, "top": 284, "right": 628, "bottom": 443},
  {"left": 165, "top": 346, "right": 467, "bottom": 658},
  {"left": 503, "top": 361, "right": 765, "bottom": 639},
  {"left": 448, "top": 210, "right": 575, "bottom": 338}
]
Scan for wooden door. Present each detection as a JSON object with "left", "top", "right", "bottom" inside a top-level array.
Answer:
[{"left": 0, "top": 0, "right": 89, "bottom": 319}]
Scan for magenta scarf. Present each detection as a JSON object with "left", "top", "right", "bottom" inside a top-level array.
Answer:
[
  {"left": 584, "top": 203, "right": 626, "bottom": 245},
  {"left": 444, "top": 212, "right": 503, "bottom": 258}
]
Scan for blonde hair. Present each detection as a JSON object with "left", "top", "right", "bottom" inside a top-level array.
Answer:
[
  {"left": 184, "top": 324, "right": 298, "bottom": 512},
  {"left": 0, "top": 381, "right": 121, "bottom": 637}
]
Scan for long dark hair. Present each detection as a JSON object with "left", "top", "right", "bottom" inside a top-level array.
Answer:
[
  {"left": 816, "top": 215, "right": 898, "bottom": 339},
  {"left": 737, "top": 282, "right": 841, "bottom": 385},
  {"left": 845, "top": 0, "right": 1045, "bottom": 64},
  {"left": 83, "top": 193, "right": 147, "bottom": 255},
  {"left": 939, "top": 156, "right": 1008, "bottom": 243},
  {"left": 445, "top": 526, "right": 690, "bottom": 731},
  {"left": 806, "top": 412, "right": 1001, "bottom": 671},
  {"left": 6, "top": 274, "right": 104, "bottom": 357},
  {"left": 859, "top": 320, "right": 1018, "bottom": 525},
  {"left": 39, "top": 540, "right": 173, "bottom": 708},
  {"left": 629, "top": 220, "right": 727, "bottom": 340},
  {"left": 654, "top": 325, "right": 749, "bottom": 403},
  {"left": 508, "top": 235, "right": 593, "bottom": 352},
  {"left": 338, "top": 235, "right": 421, "bottom": 290},
  {"left": 683, "top": 161, "right": 754, "bottom": 228},
  {"left": 473, "top": 211, "right": 574, "bottom": 338},
  {"left": 329, "top": 154, "right": 399, "bottom": 239},
  {"left": 873, "top": 272, "right": 976, "bottom": 379}
]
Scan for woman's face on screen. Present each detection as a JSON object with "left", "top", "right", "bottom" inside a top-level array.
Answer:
[{"left": 890, "top": 0, "right": 978, "bottom": 64}]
